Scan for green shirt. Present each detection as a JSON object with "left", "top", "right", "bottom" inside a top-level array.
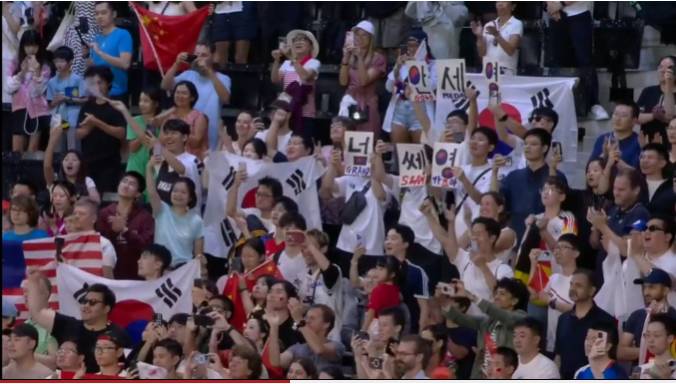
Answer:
[
  {"left": 125, "top": 115, "right": 151, "bottom": 176},
  {"left": 25, "top": 319, "right": 57, "bottom": 356}
]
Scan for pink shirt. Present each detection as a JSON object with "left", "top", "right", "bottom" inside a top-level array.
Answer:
[
  {"left": 7, "top": 62, "right": 51, "bottom": 118},
  {"left": 170, "top": 109, "right": 208, "bottom": 160}
]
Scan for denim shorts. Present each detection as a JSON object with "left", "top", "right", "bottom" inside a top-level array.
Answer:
[
  {"left": 211, "top": 3, "right": 257, "bottom": 42},
  {"left": 391, "top": 100, "right": 422, "bottom": 131}
]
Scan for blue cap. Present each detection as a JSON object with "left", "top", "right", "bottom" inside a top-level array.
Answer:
[
  {"left": 633, "top": 268, "right": 672, "bottom": 288},
  {"left": 2, "top": 298, "right": 18, "bottom": 318}
]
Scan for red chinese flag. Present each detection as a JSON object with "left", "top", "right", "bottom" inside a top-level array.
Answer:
[
  {"left": 528, "top": 260, "right": 552, "bottom": 293},
  {"left": 244, "top": 259, "right": 284, "bottom": 290},
  {"left": 131, "top": 3, "right": 210, "bottom": 73},
  {"left": 222, "top": 273, "right": 248, "bottom": 331},
  {"left": 261, "top": 340, "right": 285, "bottom": 379}
]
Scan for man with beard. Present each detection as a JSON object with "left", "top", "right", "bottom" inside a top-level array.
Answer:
[
  {"left": 161, "top": 41, "right": 232, "bottom": 151},
  {"left": 618, "top": 268, "right": 675, "bottom": 367},
  {"left": 393, "top": 334, "right": 432, "bottom": 379},
  {"left": 554, "top": 269, "right": 615, "bottom": 379}
]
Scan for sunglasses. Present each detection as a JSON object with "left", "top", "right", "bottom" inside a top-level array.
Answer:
[
  {"left": 529, "top": 115, "right": 550, "bottom": 123},
  {"left": 79, "top": 298, "right": 103, "bottom": 306},
  {"left": 645, "top": 225, "right": 665, "bottom": 233}
]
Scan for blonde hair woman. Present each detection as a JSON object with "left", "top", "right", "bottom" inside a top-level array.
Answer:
[{"left": 339, "top": 20, "right": 387, "bottom": 136}]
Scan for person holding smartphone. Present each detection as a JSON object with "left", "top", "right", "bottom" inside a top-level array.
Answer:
[
  {"left": 636, "top": 56, "right": 676, "bottom": 145},
  {"left": 574, "top": 322, "right": 628, "bottom": 379}
]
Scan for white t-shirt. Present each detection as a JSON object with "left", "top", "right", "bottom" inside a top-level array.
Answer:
[
  {"left": 453, "top": 162, "right": 494, "bottom": 238},
  {"left": 335, "top": 176, "right": 389, "bottom": 256},
  {"left": 277, "top": 250, "right": 307, "bottom": 290},
  {"left": 255, "top": 129, "right": 292, "bottom": 156},
  {"left": 454, "top": 249, "right": 513, "bottom": 315},
  {"left": 175, "top": 152, "right": 203, "bottom": 210},
  {"left": 279, "top": 59, "right": 320, "bottom": 84},
  {"left": 563, "top": 1, "right": 591, "bottom": 16},
  {"left": 101, "top": 235, "right": 117, "bottom": 268},
  {"left": 483, "top": 16, "right": 523, "bottom": 74},
  {"left": 646, "top": 179, "right": 665, "bottom": 201},
  {"left": 391, "top": 182, "right": 442, "bottom": 254},
  {"left": 544, "top": 273, "right": 573, "bottom": 352},
  {"left": 512, "top": 353, "right": 560, "bottom": 379},
  {"left": 652, "top": 249, "right": 676, "bottom": 305}
]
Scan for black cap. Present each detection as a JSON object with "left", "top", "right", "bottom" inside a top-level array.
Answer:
[
  {"left": 11, "top": 323, "right": 39, "bottom": 343},
  {"left": 633, "top": 268, "right": 672, "bottom": 288}
]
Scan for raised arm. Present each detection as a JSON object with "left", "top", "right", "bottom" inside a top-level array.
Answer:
[
  {"left": 470, "top": 21, "right": 487, "bottom": 58},
  {"left": 43, "top": 125, "right": 64, "bottom": 187},
  {"left": 420, "top": 198, "right": 459, "bottom": 262},
  {"left": 370, "top": 144, "right": 387, "bottom": 202},
  {"left": 25, "top": 271, "right": 56, "bottom": 333},
  {"left": 226, "top": 169, "right": 245, "bottom": 218},
  {"left": 339, "top": 48, "right": 352, "bottom": 87},
  {"left": 270, "top": 51, "right": 283, "bottom": 84},
  {"left": 145, "top": 157, "right": 163, "bottom": 216},
  {"left": 319, "top": 149, "right": 341, "bottom": 200},
  {"left": 161, "top": 53, "right": 188, "bottom": 91}
]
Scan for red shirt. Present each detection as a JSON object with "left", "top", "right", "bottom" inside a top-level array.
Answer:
[
  {"left": 264, "top": 237, "right": 285, "bottom": 259},
  {"left": 367, "top": 283, "right": 401, "bottom": 315}
]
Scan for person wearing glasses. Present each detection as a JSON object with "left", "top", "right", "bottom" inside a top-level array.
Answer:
[
  {"left": 528, "top": 234, "right": 579, "bottom": 355},
  {"left": 393, "top": 335, "right": 433, "bottom": 379},
  {"left": 24, "top": 271, "right": 130, "bottom": 373},
  {"left": 85, "top": 333, "right": 127, "bottom": 378},
  {"left": 50, "top": 339, "right": 85, "bottom": 379}
]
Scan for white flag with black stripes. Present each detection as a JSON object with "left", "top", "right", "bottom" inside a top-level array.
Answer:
[
  {"left": 202, "top": 152, "right": 325, "bottom": 258},
  {"left": 56, "top": 260, "right": 199, "bottom": 321}
]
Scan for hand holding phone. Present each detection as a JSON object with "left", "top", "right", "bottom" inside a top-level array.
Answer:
[{"left": 286, "top": 230, "right": 306, "bottom": 245}]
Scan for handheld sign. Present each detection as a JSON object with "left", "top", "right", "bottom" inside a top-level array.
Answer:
[
  {"left": 397, "top": 144, "right": 427, "bottom": 188},
  {"left": 434, "top": 59, "right": 467, "bottom": 131},
  {"left": 344, "top": 131, "right": 374, "bottom": 177},
  {"left": 431, "top": 142, "right": 462, "bottom": 188},
  {"left": 483, "top": 60, "right": 501, "bottom": 106},
  {"left": 406, "top": 61, "right": 435, "bottom": 102}
]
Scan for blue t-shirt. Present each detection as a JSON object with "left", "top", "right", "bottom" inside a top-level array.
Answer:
[
  {"left": 2, "top": 229, "right": 50, "bottom": 288},
  {"left": 46, "top": 72, "right": 85, "bottom": 129},
  {"left": 175, "top": 70, "right": 232, "bottom": 150},
  {"left": 3, "top": 229, "right": 50, "bottom": 243},
  {"left": 589, "top": 132, "right": 641, "bottom": 169},
  {"left": 574, "top": 362, "right": 628, "bottom": 379},
  {"left": 154, "top": 202, "right": 204, "bottom": 267},
  {"left": 91, "top": 27, "right": 133, "bottom": 96},
  {"left": 402, "top": 260, "right": 430, "bottom": 333}
]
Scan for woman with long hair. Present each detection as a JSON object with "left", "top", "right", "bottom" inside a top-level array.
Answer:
[
  {"left": 43, "top": 125, "right": 101, "bottom": 204},
  {"left": 339, "top": 20, "right": 387, "bottom": 136},
  {"left": 39, "top": 181, "right": 77, "bottom": 236},
  {"left": 7, "top": 29, "right": 51, "bottom": 153}
]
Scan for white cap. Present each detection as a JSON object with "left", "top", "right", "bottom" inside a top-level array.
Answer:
[{"left": 353, "top": 20, "right": 375, "bottom": 35}]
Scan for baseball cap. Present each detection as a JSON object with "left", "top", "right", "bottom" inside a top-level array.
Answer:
[
  {"left": 353, "top": 20, "right": 375, "bottom": 35},
  {"left": 11, "top": 323, "right": 39, "bottom": 343},
  {"left": 97, "top": 332, "right": 123, "bottom": 348},
  {"left": 633, "top": 268, "right": 672, "bottom": 288}
]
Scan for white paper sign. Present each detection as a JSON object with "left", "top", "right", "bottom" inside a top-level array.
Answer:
[
  {"left": 397, "top": 144, "right": 427, "bottom": 188},
  {"left": 344, "top": 131, "right": 373, "bottom": 177},
  {"left": 430, "top": 142, "right": 462, "bottom": 188},
  {"left": 406, "top": 60, "right": 435, "bottom": 102}
]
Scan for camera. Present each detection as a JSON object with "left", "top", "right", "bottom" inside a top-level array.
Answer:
[
  {"left": 193, "top": 353, "right": 209, "bottom": 365},
  {"left": 348, "top": 105, "right": 369, "bottom": 123},
  {"left": 186, "top": 54, "right": 198, "bottom": 63},
  {"left": 368, "top": 357, "right": 383, "bottom": 370}
]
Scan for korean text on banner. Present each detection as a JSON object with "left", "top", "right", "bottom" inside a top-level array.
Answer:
[
  {"left": 431, "top": 142, "right": 463, "bottom": 188},
  {"left": 344, "top": 131, "right": 374, "bottom": 177},
  {"left": 406, "top": 60, "right": 435, "bottom": 102},
  {"left": 397, "top": 144, "right": 427, "bottom": 188}
]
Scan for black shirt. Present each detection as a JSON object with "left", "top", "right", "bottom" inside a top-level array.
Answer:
[
  {"left": 446, "top": 325, "right": 477, "bottom": 380},
  {"left": 555, "top": 303, "right": 616, "bottom": 379},
  {"left": 636, "top": 85, "right": 676, "bottom": 141},
  {"left": 623, "top": 305, "right": 676, "bottom": 363},
  {"left": 77, "top": 99, "right": 125, "bottom": 164},
  {"left": 52, "top": 313, "right": 132, "bottom": 373}
]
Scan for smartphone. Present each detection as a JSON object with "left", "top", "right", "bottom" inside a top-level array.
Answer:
[
  {"left": 368, "top": 357, "right": 384, "bottom": 370},
  {"left": 452, "top": 131, "right": 465, "bottom": 143},
  {"left": 444, "top": 191, "right": 455, "bottom": 210},
  {"left": 153, "top": 143, "right": 162, "bottom": 157},
  {"left": 596, "top": 331, "right": 608, "bottom": 349},
  {"left": 185, "top": 54, "right": 198, "bottom": 63},
  {"left": 78, "top": 16, "right": 89, "bottom": 34},
  {"left": 278, "top": 36, "right": 287, "bottom": 52},
  {"left": 153, "top": 313, "right": 163, "bottom": 326},
  {"left": 488, "top": 87, "right": 500, "bottom": 107},
  {"left": 238, "top": 161, "right": 247, "bottom": 172},
  {"left": 607, "top": 133, "right": 618, "bottom": 148},
  {"left": 552, "top": 141, "right": 563, "bottom": 157},
  {"left": 356, "top": 330, "right": 370, "bottom": 341},
  {"left": 286, "top": 230, "right": 306, "bottom": 244},
  {"left": 344, "top": 31, "right": 354, "bottom": 49},
  {"left": 438, "top": 282, "right": 456, "bottom": 296},
  {"left": 537, "top": 251, "right": 553, "bottom": 262},
  {"left": 193, "top": 314, "right": 214, "bottom": 328},
  {"left": 193, "top": 353, "right": 209, "bottom": 366}
]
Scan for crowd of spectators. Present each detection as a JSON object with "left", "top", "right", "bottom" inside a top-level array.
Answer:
[{"left": 2, "top": 1, "right": 676, "bottom": 381}]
